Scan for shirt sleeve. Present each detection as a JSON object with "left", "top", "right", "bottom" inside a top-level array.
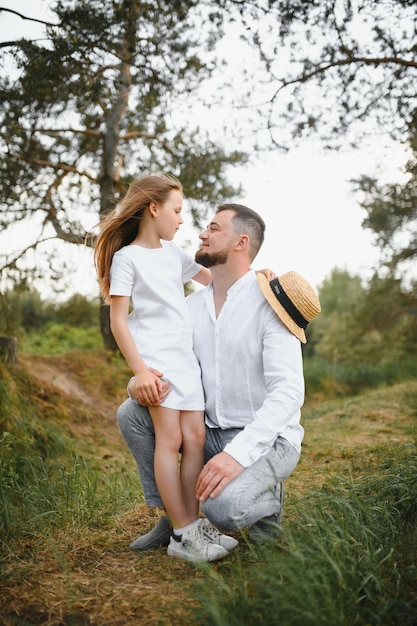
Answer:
[
  {"left": 109, "top": 250, "right": 134, "bottom": 297},
  {"left": 175, "top": 243, "right": 204, "bottom": 283},
  {"left": 223, "top": 314, "right": 305, "bottom": 467}
]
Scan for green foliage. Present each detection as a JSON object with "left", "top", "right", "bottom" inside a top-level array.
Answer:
[
  {"left": 0, "top": 286, "right": 100, "bottom": 336},
  {"left": 242, "top": 0, "right": 416, "bottom": 149},
  {"left": 0, "top": 286, "right": 102, "bottom": 354},
  {"left": 191, "top": 448, "right": 417, "bottom": 626},
  {"left": 313, "top": 268, "right": 364, "bottom": 364},
  {"left": 0, "top": 361, "right": 138, "bottom": 543},
  {"left": 21, "top": 322, "right": 102, "bottom": 354},
  {"left": 53, "top": 293, "right": 100, "bottom": 326},
  {"left": 355, "top": 117, "right": 417, "bottom": 275},
  {"left": 0, "top": 0, "right": 246, "bottom": 296},
  {"left": 0, "top": 285, "right": 51, "bottom": 335},
  {"left": 304, "top": 355, "right": 417, "bottom": 397},
  {"left": 314, "top": 268, "right": 417, "bottom": 371}
]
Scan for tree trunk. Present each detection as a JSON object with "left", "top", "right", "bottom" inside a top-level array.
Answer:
[{"left": 0, "top": 336, "right": 18, "bottom": 368}]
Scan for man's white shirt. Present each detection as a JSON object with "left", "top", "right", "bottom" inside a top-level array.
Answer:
[{"left": 187, "top": 270, "right": 305, "bottom": 468}]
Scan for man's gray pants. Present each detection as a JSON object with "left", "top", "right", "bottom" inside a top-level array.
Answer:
[{"left": 117, "top": 398, "right": 300, "bottom": 532}]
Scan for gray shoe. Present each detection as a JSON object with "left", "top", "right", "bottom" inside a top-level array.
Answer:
[
  {"left": 248, "top": 513, "right": 281, "bottom": 544},
  {"left": 129, "top": 515, "right": 172, "bottom": 552},
  {"left": 249, "top": 482, "right": 284, "bottom": 545}
]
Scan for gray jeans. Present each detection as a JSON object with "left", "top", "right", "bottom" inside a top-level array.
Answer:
[{"left": 117, "top": 398, "right": 300, "bottom": 532}]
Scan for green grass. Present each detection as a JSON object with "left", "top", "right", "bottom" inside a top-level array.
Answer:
[
  {"left": 191, "top": 448, "right": 417, "bottom": 625},
  {"left": 20, "top": 322, "right": 103, "bottom": 354},
  {"left": 0, "top": 346, "right": 416, "bottom": 625}
]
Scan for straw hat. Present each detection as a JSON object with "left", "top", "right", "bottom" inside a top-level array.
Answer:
[{"left": 257, "top": 271, "right": 321, "bottom": 343}]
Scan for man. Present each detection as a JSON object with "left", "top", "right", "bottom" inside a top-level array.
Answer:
[{"left": 117, "top": 203, "right": 320, "bottom": 552}]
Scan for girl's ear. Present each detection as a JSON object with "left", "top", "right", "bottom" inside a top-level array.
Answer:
[{"left": 149, "top": 201, "right": 158, "bottom": 219}]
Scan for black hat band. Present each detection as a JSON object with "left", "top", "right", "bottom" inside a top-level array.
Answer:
[{"left": 270, "top": 278, "right": 309, "bottom": 329}]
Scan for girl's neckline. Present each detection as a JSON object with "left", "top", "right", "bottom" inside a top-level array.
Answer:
[{"left": 129, "top": 240, "right": 163, "bottom": 250}]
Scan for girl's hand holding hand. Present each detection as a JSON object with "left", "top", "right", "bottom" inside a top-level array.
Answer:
[
  {"left": 130, "top": 368, "right": 171, "bottom": 406},
  {"left": 131, "top": 367, "right": 161, "bottom": 406}
]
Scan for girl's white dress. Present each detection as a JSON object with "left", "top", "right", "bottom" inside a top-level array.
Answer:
[{"left": 109, "top": 240, "right": 205, "bottom": 411}]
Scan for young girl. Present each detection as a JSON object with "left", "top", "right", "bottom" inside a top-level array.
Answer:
[{"left": 94, "top": 173, "right": 237, "bottom": 563}]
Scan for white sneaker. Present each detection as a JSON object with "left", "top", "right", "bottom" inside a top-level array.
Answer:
[
  {"left": 200, "top": 518, "right": 239, "bottom": 552},
  {"left": 167, "top": 522, "right": 228, "bottom": 563}
]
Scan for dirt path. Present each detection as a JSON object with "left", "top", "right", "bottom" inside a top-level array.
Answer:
[{"left": 23, "top": 354, "right": 128, "bottom": 458}]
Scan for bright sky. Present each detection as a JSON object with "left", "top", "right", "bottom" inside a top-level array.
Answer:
[
  {"left": 220, "top": 143, "right": 407, "bottom": 288},
  {"left": 0, "top": 0, "right": 410, "bottom": 296}
]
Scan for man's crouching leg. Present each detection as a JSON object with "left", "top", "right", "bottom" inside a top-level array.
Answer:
[
  {"left": 201, "top": 437, "right": 299, "bottom": 544},
  {"left": 117, "top": 397, "right": 172, "bottom": 551}
]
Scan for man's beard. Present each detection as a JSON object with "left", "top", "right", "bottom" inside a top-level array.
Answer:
[{"left": 195, "top": 247, "right": 228, "bottom": 268}]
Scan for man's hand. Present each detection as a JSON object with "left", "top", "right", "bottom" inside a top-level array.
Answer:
[
  {"left": 128, "top": 370, "right": 171, "bottom": 406},
  {"left": 196, "top": 452, "right": 244, "bottom": 502}
]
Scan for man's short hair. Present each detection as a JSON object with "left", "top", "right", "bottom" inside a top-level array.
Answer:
[{"left": 216, "top": 203, "right": 265, "bottom": 260}]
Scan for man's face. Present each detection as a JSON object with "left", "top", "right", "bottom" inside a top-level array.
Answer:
[{"left": 195, "top": 209, "right": 238, "bottom": 268}]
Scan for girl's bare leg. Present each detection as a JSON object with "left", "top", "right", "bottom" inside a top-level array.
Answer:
[
  {"left": 179, "top": 410, "right": 205, "bottom": 520},
  {"left": 150, "top": 406, "right": 192, "bottom": 529}
]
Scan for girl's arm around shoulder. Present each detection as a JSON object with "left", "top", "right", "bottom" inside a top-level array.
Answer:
[
  {"left": 255, "top": 268, "right": 276, "bottom": 281},
  {"left": 192, "top": 267, "right": 212, "bottom": 286}
]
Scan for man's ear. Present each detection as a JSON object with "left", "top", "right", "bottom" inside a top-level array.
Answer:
[{"left": 235, "top": 234, "right": 249, "bottom": 250}]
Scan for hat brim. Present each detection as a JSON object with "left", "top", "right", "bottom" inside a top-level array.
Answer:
[{"left": 257, "top": 273, "right": 307, "bottom": 343}]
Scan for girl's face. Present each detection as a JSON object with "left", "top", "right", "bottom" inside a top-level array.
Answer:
[{"left": 155, "top": 189, "right": 184, "bottom": 240}]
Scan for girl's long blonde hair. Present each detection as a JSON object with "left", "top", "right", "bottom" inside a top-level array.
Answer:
[{"left": 94, "top": 173, "right": 182, "bottom": 303}]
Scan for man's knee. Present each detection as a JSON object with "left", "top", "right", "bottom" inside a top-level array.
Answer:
[
  {"left": 201, "top": 490, "right": 244, "bottom": 532},
  {"left": 117, "top": 398, "right": 153, "bottom": 437},
  {"left": 201, "top": 479, "right": 286, "bottom": 533},
  {"left": 116, "top": 398, "right": 130, "bottom": 430}
]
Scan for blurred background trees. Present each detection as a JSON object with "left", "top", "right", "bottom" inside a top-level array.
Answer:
[
  {"left": 237, "top": 0, "right": 417, "bottom": 149},
  {"left": 0, "top": 0, "right": 247, "bottom": 347},
  {"left": 0, "top": 0, "right": 416, "bottom": 358}
]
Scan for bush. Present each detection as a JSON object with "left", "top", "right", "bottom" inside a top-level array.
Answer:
[
  {"left": 21, "top": 322, "right": 102, "bottom": 354},
  {"left": 0, "top": 288, "right": 99, "bottom": 335},
  {"left": 304, "top": 355, "right": 417, "bottom": 397},
  {"left": 53, "top": 294, "right": 100, "bottom": 326}
]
